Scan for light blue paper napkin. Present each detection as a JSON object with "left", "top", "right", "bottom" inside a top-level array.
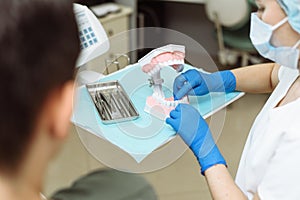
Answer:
[{"left": 71, "top": 64, "right": 244, "bottom": 162}]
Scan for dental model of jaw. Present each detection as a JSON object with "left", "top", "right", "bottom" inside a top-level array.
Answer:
[{"left": 138, "top": 44, "right": 189, "bottom": 120}]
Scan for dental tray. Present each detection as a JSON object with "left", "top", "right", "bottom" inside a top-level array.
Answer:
[{"left": 86, "top": 80, "right": 139, "bottom": 124}]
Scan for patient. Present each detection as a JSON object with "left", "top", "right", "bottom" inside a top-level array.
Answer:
[{"left": 0, "top": 0, "right": 156, "bottom": 199}]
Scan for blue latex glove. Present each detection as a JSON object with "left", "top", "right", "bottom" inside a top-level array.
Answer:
[
  {"left": 166, "top": 104, "right": 226, "bottom": 175},
  {"left": 173, "top": 69, "right": 236, "bottom": 100}
]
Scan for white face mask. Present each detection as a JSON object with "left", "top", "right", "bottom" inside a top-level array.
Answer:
[{"left": 250, "top": 13, "right": 300, "bottom": 69}]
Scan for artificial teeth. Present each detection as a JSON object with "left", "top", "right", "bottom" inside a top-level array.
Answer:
[
  {"left": 166, "top": 101, "right": 171, "bottom": 107},
  {"left": 167, "top": 60, "right": 173, "bottom": 65},
  {"left": 174, "top": 101, "right": 179, "bottom": 107}
]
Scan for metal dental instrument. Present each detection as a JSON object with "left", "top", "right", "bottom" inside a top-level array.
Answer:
[
  {"left": 110, "top": 92, "right": 125, "bottom": 117},
  {"left": 115, "top": 91, "right": 131, "bottom": 117},
  {"left": 106, "top": 92, "right": 123, "bottom": 119},
  {"left": 97, "top": 91, "right": 112, "bottom": 120},
  {"left": 95, "top": 91, "right": 108, "bottom": 120},
  {"left": 94, "top": 92, "right": 104, "bottom": 119},
  {"left": 117, "top": 90, "right": 135, "bottom": 116},
  {"left": 86, "top": 81, "right": 139, "bottom": 124}
]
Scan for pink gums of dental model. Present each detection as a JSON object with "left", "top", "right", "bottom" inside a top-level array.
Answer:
[
  {"left": 141, "top": 51, "right": 185, "bottom": 73},
  {"left": 142, "top": 51, "right": 185, "bottom": 98},
  {"left": 139, "top": 45, "right": 189, "bottom": 120}
]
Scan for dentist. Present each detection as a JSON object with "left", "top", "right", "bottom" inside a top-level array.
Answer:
[{"left": 167, "top": 0, "right": 300, "bottom": 199}]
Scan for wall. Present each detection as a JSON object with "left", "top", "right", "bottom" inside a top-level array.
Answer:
[{"left": 138, "top": 1, "right": 220, "bottom": 70}]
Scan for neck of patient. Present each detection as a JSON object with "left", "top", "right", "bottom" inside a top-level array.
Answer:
[
  {"left": 0, "top": 128, "right": 58, "bottom": 200},
  {"left": 0, "top": 161, "right": 44, "bottom": 200}
]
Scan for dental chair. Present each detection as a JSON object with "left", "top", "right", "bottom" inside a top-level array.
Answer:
[{"left": 205, "top": 0, "right": 262, "bottom": 66}]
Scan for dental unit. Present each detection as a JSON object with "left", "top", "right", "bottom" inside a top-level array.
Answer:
[{"left": 138, "top": 44, "right": 189, "bottom": 120}]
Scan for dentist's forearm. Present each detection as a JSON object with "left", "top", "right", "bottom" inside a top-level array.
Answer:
[
  {"left": 204, "top": 164, "right": 248, "bottom": 200},
  {"left": 231, "top": 63, "right": 280, "bottom": 93}
]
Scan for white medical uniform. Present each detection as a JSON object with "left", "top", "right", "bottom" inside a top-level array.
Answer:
[{"left": 235, "top": 66, "right": 300, "bottom": 199}]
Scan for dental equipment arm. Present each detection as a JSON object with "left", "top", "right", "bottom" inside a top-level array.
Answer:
[
  {"left": 74, "top": 4, "right": 109, "bottom": 67},
  {"left": 73, "top": 4, "right": 109, "bottom": 84},
  {"left": 166, "top": 104, "right": 250, "bottom": 200}
]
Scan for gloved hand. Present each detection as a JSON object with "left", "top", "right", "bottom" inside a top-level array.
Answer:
[
  {"left": 173, "top": 69, "right": 236, "bottom": 100},
  {"left": 166, "top": 104, "right": 226, "bottom": 175}
]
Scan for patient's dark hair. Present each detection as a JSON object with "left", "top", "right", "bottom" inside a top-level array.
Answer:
[{"left": 0, "top": 0, "right": 80, "bottom": 172}]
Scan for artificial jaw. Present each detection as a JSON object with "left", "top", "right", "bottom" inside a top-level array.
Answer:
[{"left": 138, "top": 44, "right": 189, "bottom": 120}]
